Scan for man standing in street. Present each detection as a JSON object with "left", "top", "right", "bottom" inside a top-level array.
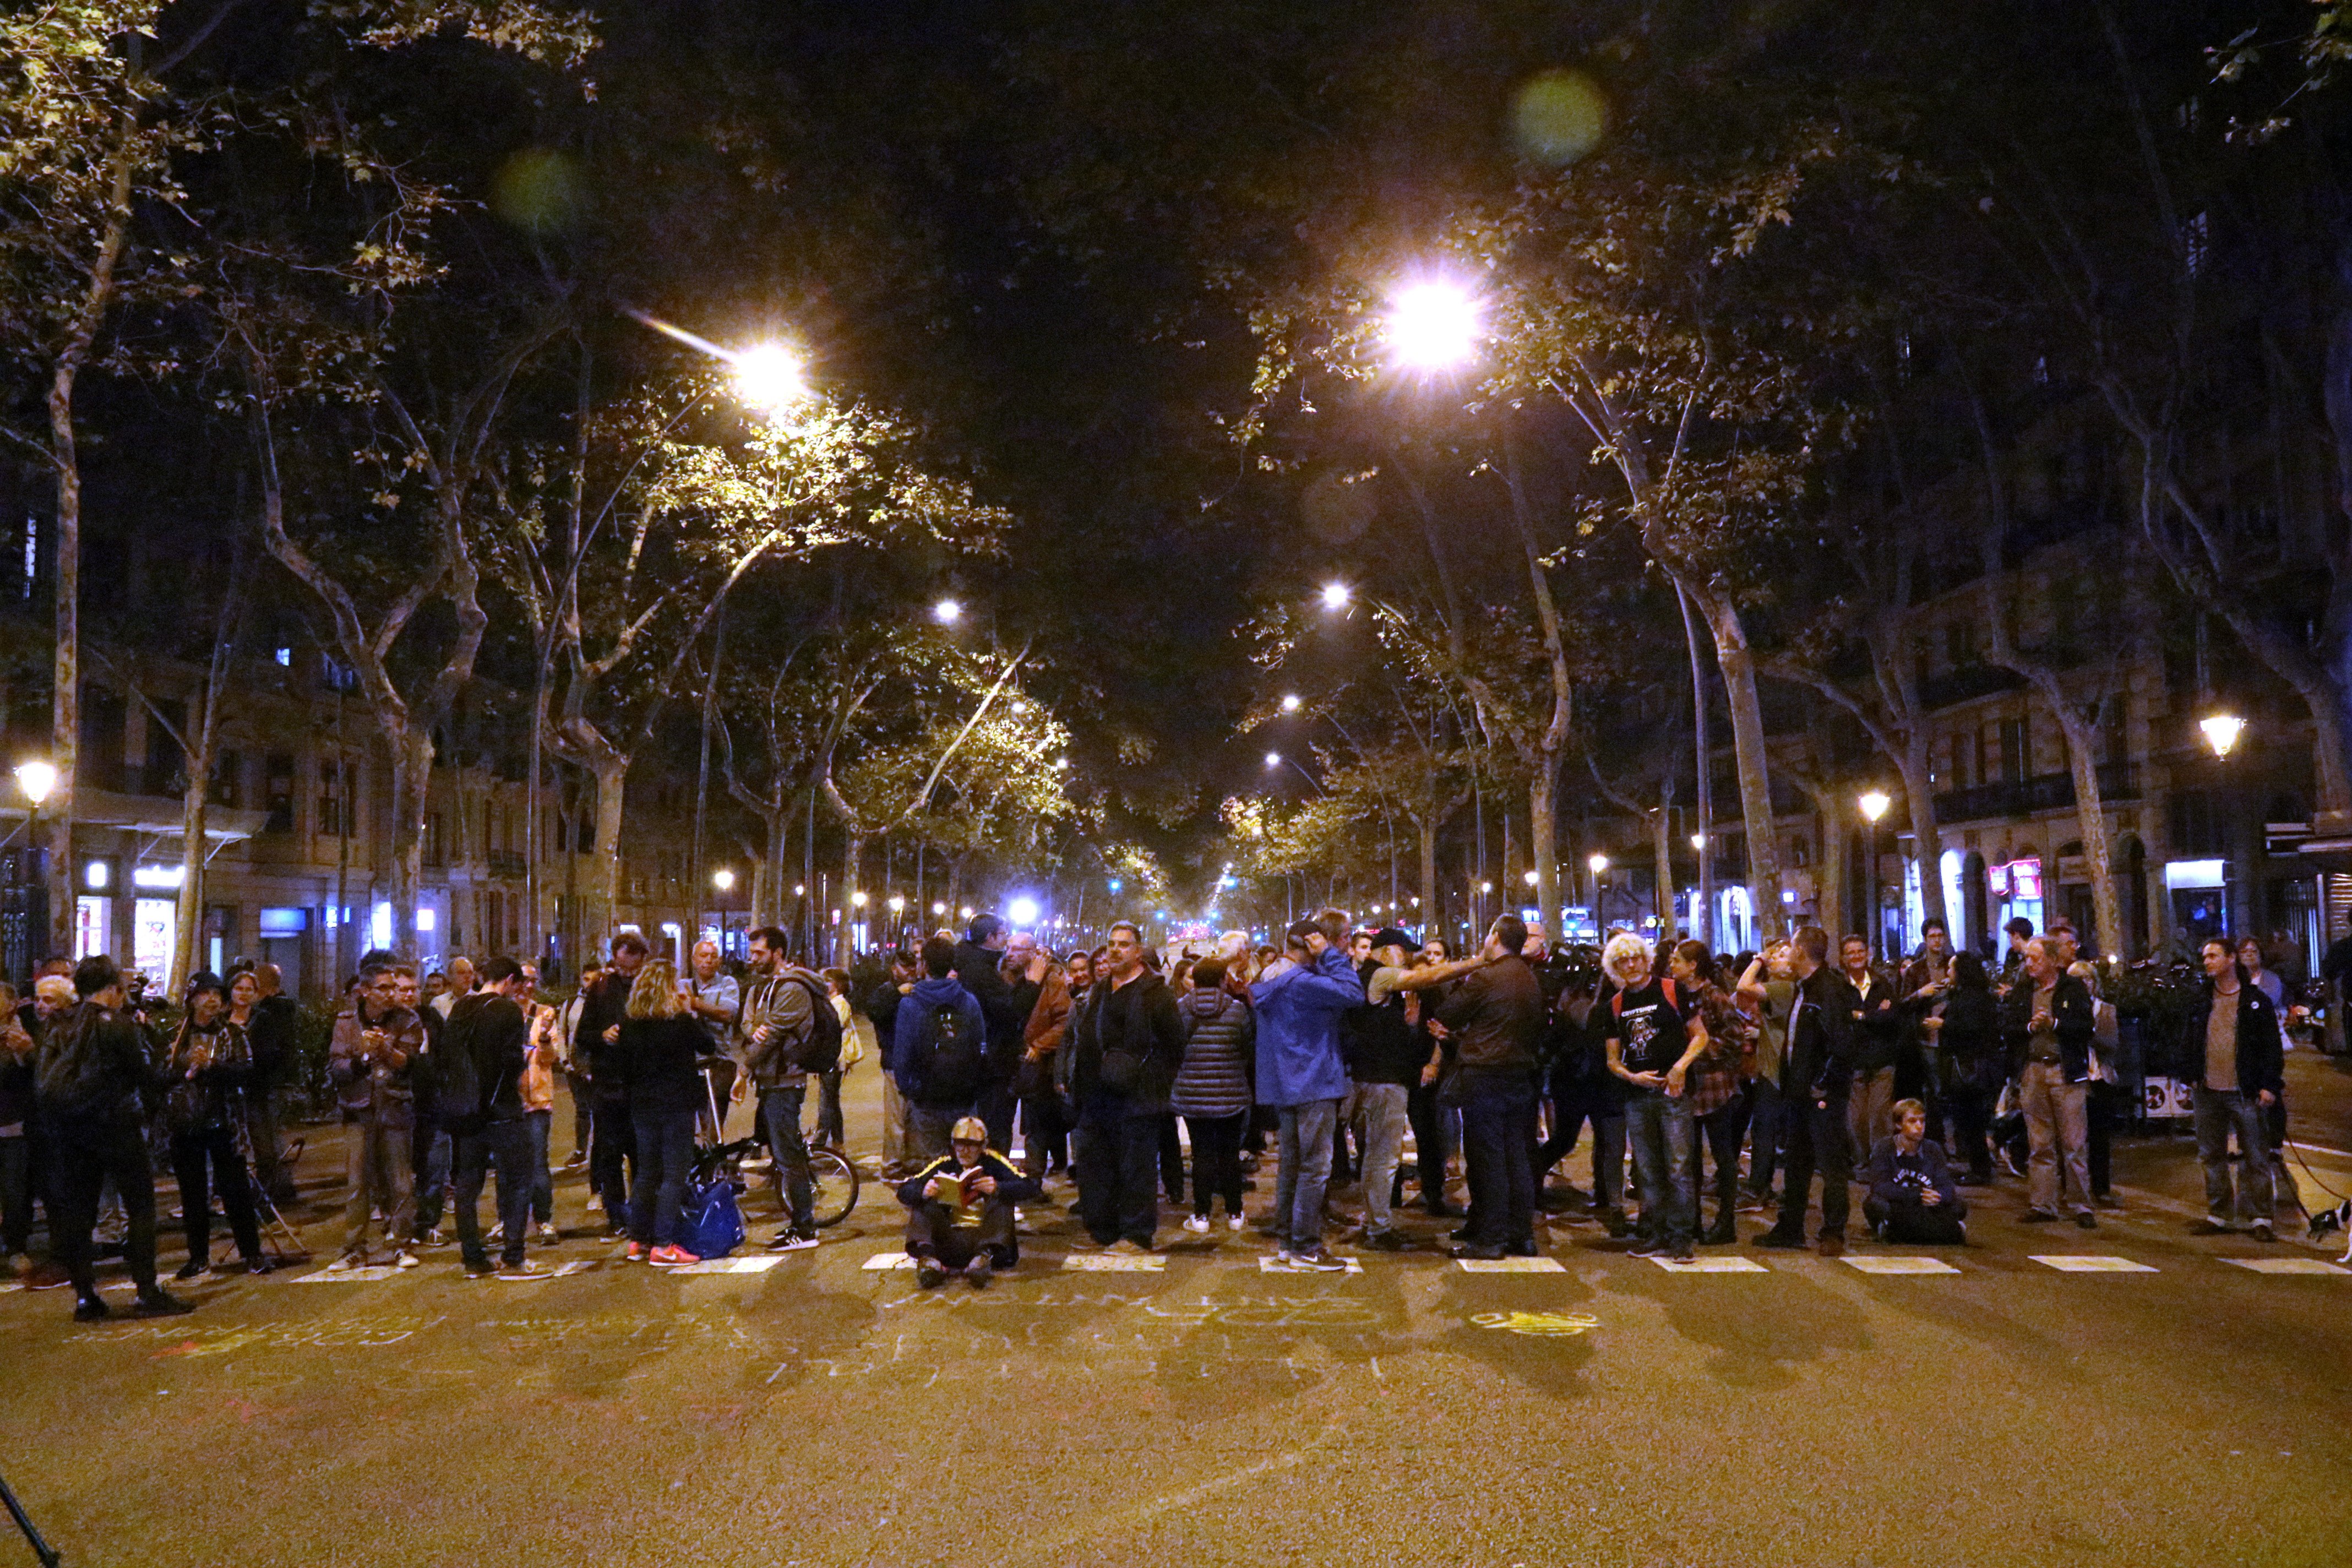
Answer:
[
  {"left": 443, "top": 957, "right": 546, "bottom": 1280},
  {"left": 432, "top": 956, "right": 476, "bottom": 1020},
  {"left": 1841, "top": 934, "right": 1903, "bottom": 1161},
  {"left": 741, "top": 926, "right": 825, "bottom": 1252},
  {"left": 574, "top": 932, "right": 646, "bottom": 1230},
  {"left": 1431, "top": 916, "right": 1547, "bottom": 1261},
  {"left": 895, "top": 936, "right": 989, "bottom": 1164},
  {"left": 35, "top": 955, "right": 192, "bottom": 1321},
  {"left": 1348, "top": 929, "right": 1424, "bottom": 1250},
  {"left": 2000, "top": 936, "right": 2098, "bottom": 1229},
  {"left": 241, "top": 961, "right": 301, "bottom": 1205},
  {"left": 955, "top": 913, "right": 1026, "bottom": 1156},
  {"left": 2187, "top": 938, "right": 2284, "bottom": 1241},
  {"left": 1249, "top": 911, "right": 1364, "bottom": 1270},
  {"left": 328, "top": 961, "right": 425, "bottom": 1271},
  {"left": 1069, "top": 922, "right": 1186, "bottom": 1253},
  {"left": 1755, "top": 927, "right": 1859, "bottom": 1257},
  {"left": 683, "top": 939, "right": 742, "bottom": 1142}
]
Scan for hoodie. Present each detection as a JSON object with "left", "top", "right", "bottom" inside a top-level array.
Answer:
[
  {"left": 892, "top": 974, "right": 988, "bottom": 1107},
  {"left": 1248, "top": 945, "right": 1361, "bottom": 1108}
]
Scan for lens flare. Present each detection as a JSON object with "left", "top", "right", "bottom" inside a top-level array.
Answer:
[{"left": 1511, "top": 69, "right": 1609, "bottom": 166}]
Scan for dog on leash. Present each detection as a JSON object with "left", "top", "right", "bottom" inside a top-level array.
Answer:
[{"left": 2308, "top": 1198, "right": 2352, "bottom": 1264}]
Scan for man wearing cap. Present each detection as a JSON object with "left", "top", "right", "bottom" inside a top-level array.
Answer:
[
  {"left": 1347, "top": 928, "right": 1423, "bottom": 1250},
  {"left": 895, "top": 1116, "right": 1040, "bottom": 1288}
]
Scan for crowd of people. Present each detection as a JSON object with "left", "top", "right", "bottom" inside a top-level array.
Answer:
[{"left": 0, "top": 900, "right": 2301, "bottom": 1318}]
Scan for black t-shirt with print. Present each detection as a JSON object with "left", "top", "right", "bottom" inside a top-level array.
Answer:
[{"left": 1607, "top": 979, "right": 1691, "bottom": 1076}]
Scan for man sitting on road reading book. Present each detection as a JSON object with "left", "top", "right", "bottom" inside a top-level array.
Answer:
[{"left": 896, "top": 1115, "right": 1040, "bottom": 1289}]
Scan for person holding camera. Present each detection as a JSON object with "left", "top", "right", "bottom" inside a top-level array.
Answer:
[{"left": 327, "top": 961, "right": 426, "bottom": 1269}]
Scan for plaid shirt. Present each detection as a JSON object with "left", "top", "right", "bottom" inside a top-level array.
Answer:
[{"left": 1683, "top": 981, "right": 1749, "bottom": 1117}]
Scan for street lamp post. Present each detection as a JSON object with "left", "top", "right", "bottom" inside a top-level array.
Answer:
[
  {"left": 1858, "top": 790, "right": 1892, "bottom": 962},
  {"left": 1587, "top": 852, "right": 1609, "bottom": 931},
  {"left": 12, "top": 761, "right": 56, "bottom": 967}
]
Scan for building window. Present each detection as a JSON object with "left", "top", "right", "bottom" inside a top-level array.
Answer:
[
  {"left": 2169, "top": 790, "right": 2225, "bottom": 857},
  {"left": 1998, "top": 716, "right": 2029, "bottom": 783},
  {"left": 264, "top": 753, "right": 296, "bottom": 834},
  {"left": 318, "top": 756, "right": 346, "bottom": 837},
  {"left": 209, "top": 747, "right": 242, "bottom": 808}
]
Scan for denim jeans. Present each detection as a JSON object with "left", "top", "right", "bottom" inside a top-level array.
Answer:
[
  {"left": 342, "top": 1108, "right": 415, "bottom": 1255},
  {"left": 760, "top": 1085, "right": 816, "bottom": 1231},
  {"left": 1458, "top": 1072, "right": 1538, "bottom": 1249},
  {"left": 628, "top": 1107, "right": 698, "bottom": 1249},
  {"left": 1275, "top": 1098, "right": 1340, "bottom": 1250},
  {"left": 1625, "top": 1090, "right": 1697, "bottom": 1250},
  {"left": 451, "top": 1116, "right": 533, "bottom": 1270},
  {"left": 1744, "top": 1075, "right": 1785, "bottom": 1195},
  {"left": 525, "top": 1108, "right": 553, "bottom": 1224},
  {"left": 590, "top": 1098, "right": 635, "bottom": 1222},
  {"left": 2195, "top": 1085, "right": 2276, "bottom": 1223},
  {"left": 411, "top": 1118, "right": 453, "bottom": 1233},
  {"left": 1346, "top": 1084, "right": 1410, "bottom": 1234}
]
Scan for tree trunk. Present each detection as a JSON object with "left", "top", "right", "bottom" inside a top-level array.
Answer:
[
  {"left": 1418, "top": 817, "right": 1438, "bottom": 936},
  {"left": 588, "top": 750, "right": 628, "bottom": 952},
  {"left": 1696, "top": 590, "right": 1789, "bottom": 938},
  {"left": 388, "top": 727, "right": 435, "bottom": 960},
  {"left": 1897, "top": 729, "right": 1947, "bottom": 938},
  {"left": 171, "top": 765, "right": 207, "bottom": 992},
  {"left": 1528, "top": 759, "right": 1559, "bottom": 950},
  {"left": 1653, "top": 773, "right": 1678, "bottom": 945},
  {"left": 1816, "top": 808, "right": 1847, "bottom": 940}
]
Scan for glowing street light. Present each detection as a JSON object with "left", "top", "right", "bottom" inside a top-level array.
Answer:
[
  {"left": 1279, "top": 693, "right": 1302, "bottom": 714},
  {"left": 1264, "top": 750, "right": 1283, "bottom": 769},
  {"left": 730, "top": 344, "right": 809, "bottom": 416},
  {"left": 1523, "top": 869, "right": 1540, "bottom": 888},
  {"left": 1319, "top": 581, "right": 1352, "bottom": 611},
  {"left": 711, "top": 868, "right": 736, "bottom": 892},
  {"left": 1008, "top": 895, "right": 1042, "bottom": 928},
  {"left": 959, "top": 906, "right": 974, "bottom": 920},
  {"left": 933, "top": 597, "right": 962, "bottom": 625},
  {"left": 932, "top": 901, "right": 948, "bottom": 916},
  {"left": 1690, "top": 831, "right": 1707, "bottom": 851},
  {"left": 1588, "top": 852, "right": 1609, "bottom": 874},
  {"left": 888, "top": 895, "right": 905, "bottom": 914},
  {"left": 850, "top": 890, "right": 868, "bottom": 910},
  {"left": 1858, "top": 790, "right": 1892, "bottom": 824},
  {"left": 793, "top": 884, "right": 806, "bottom": 896},
  {"left": 14, "top": 760, "right": 55, "bottom": 807},
  {"left": 2201, "top": 712, "right": 2246, "bottom": 759},
  {"left": 1479, "top": 880, "right": 1493, "bottom": 894},
  {"left": 1386, "top": 280, "right": 1482, "bottom": 370}
]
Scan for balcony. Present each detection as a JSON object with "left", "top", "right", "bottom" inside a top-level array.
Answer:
[
  {"left": 487, "top": 851, "right": 527, "bottom": 878},
  {"left": 1919, "top": 663, "right": 2026, "bottom": 711},
  {"left": 1933, "top": 763, "right": 2139, "bottom": 825}
]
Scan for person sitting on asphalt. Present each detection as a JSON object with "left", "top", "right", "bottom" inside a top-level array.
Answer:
[
  {"left": 1861, "top": 1098, "right": 1968, "bottom": 1245},
  {"left": 897, "top": 1115, "right": 1041, "bottom": 1288}
]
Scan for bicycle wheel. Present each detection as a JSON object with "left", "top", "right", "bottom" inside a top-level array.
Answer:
[{"left": 807, "top": 1146, "right": 859, "bottom": 1228}]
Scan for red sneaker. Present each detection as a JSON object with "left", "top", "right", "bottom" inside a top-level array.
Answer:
[
  {"left": 624, "top": 1242, "right": 651, "bottom": 1263},
  {"left": 650, "top": 1245, "right": 701, "bottom": 1267}
]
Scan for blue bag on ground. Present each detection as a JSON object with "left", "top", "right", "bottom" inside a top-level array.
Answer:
[{"left": 687, "top": 1177, "right": 745, "bottom": 1259}]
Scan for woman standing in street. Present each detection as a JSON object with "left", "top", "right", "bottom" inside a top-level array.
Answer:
[
  {"left": 618, "top": 960, "right": 707, "bottom": 1266},
  {"left": 1171, "top": 957, "right": 1254, "bottom": 1233},
  {"left": 165, "top": 974, "right": 268, "bottom": 1279}
]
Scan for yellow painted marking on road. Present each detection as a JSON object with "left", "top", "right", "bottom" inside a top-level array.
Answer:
[
  {"left": 1471, "top": 1310, "right": 1599, "bottom": 1336},
  {"left": 1456, "top": 1256, "right": 1565, "bottom": 1273},
  {"left": 2030, "top": 1255, "right": 2157, "bottom": 1272},
  {"left": 2220, "top": 1257, "right": 2349, "bottom": 1276},
  {"left": 1063, "top": 1254, "right": 1166, "bottom": 1272},
  {"left": 1842, "top": 1256, "right": 1961, "bottom": 1275}
]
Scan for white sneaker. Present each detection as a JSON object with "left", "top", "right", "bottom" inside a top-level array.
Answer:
[
  {"left": 535, "top": 1223, "right": 560, "bottom": 1245},
  {"left": 390, "top": 1249, "right": 420, "bottom": 1271},
  {"left": 1227, "top": 1215, "right": 1245, "bottom": 1232},
  {"left": 1183, "top": 1215, "right": 1211, "bottom": 1234},
  {"left": 486, "top": 1223, "right": 505, "bottom": 1244},
  {"left": 585, "top": 1195, "right": 605, "bottom": 1215}
]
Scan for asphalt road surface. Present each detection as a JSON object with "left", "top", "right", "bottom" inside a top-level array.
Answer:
[{"left": 7, "top": 1055, "right": 2352, "bottom": 1568}]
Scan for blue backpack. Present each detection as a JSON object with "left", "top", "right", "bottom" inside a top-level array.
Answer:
[{"left": 687, "top": 1177, "right": 745, "bottom": 1260}]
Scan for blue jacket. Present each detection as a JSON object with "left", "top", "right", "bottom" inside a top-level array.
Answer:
[
  {"left": 892, "top": 975, "right": 986, "bottom": 1098},
  {"left": 1248, "top": 946, "right": 1361, "bottom": 1107}
]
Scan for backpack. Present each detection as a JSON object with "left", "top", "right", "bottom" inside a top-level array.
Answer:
[
  {"left": 687, "top": 1175, "right": 745, "bottom": 1260},
  {"left": 918, "top": 999, "right": 984, "bottom": 1104},
  {"left": 432, "top": 999, "right": 487, "bottom": 1125},
  {"left": 35, "top": 1004, "right": 116, "bottom": 1121},
  {"left": 782, "top": 975, "right": 845, "bottom": 1075}
]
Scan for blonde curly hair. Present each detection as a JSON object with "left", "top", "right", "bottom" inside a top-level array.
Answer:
[{"left": 1602, "top": 932, "right": 1654, "bottom": 983}]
